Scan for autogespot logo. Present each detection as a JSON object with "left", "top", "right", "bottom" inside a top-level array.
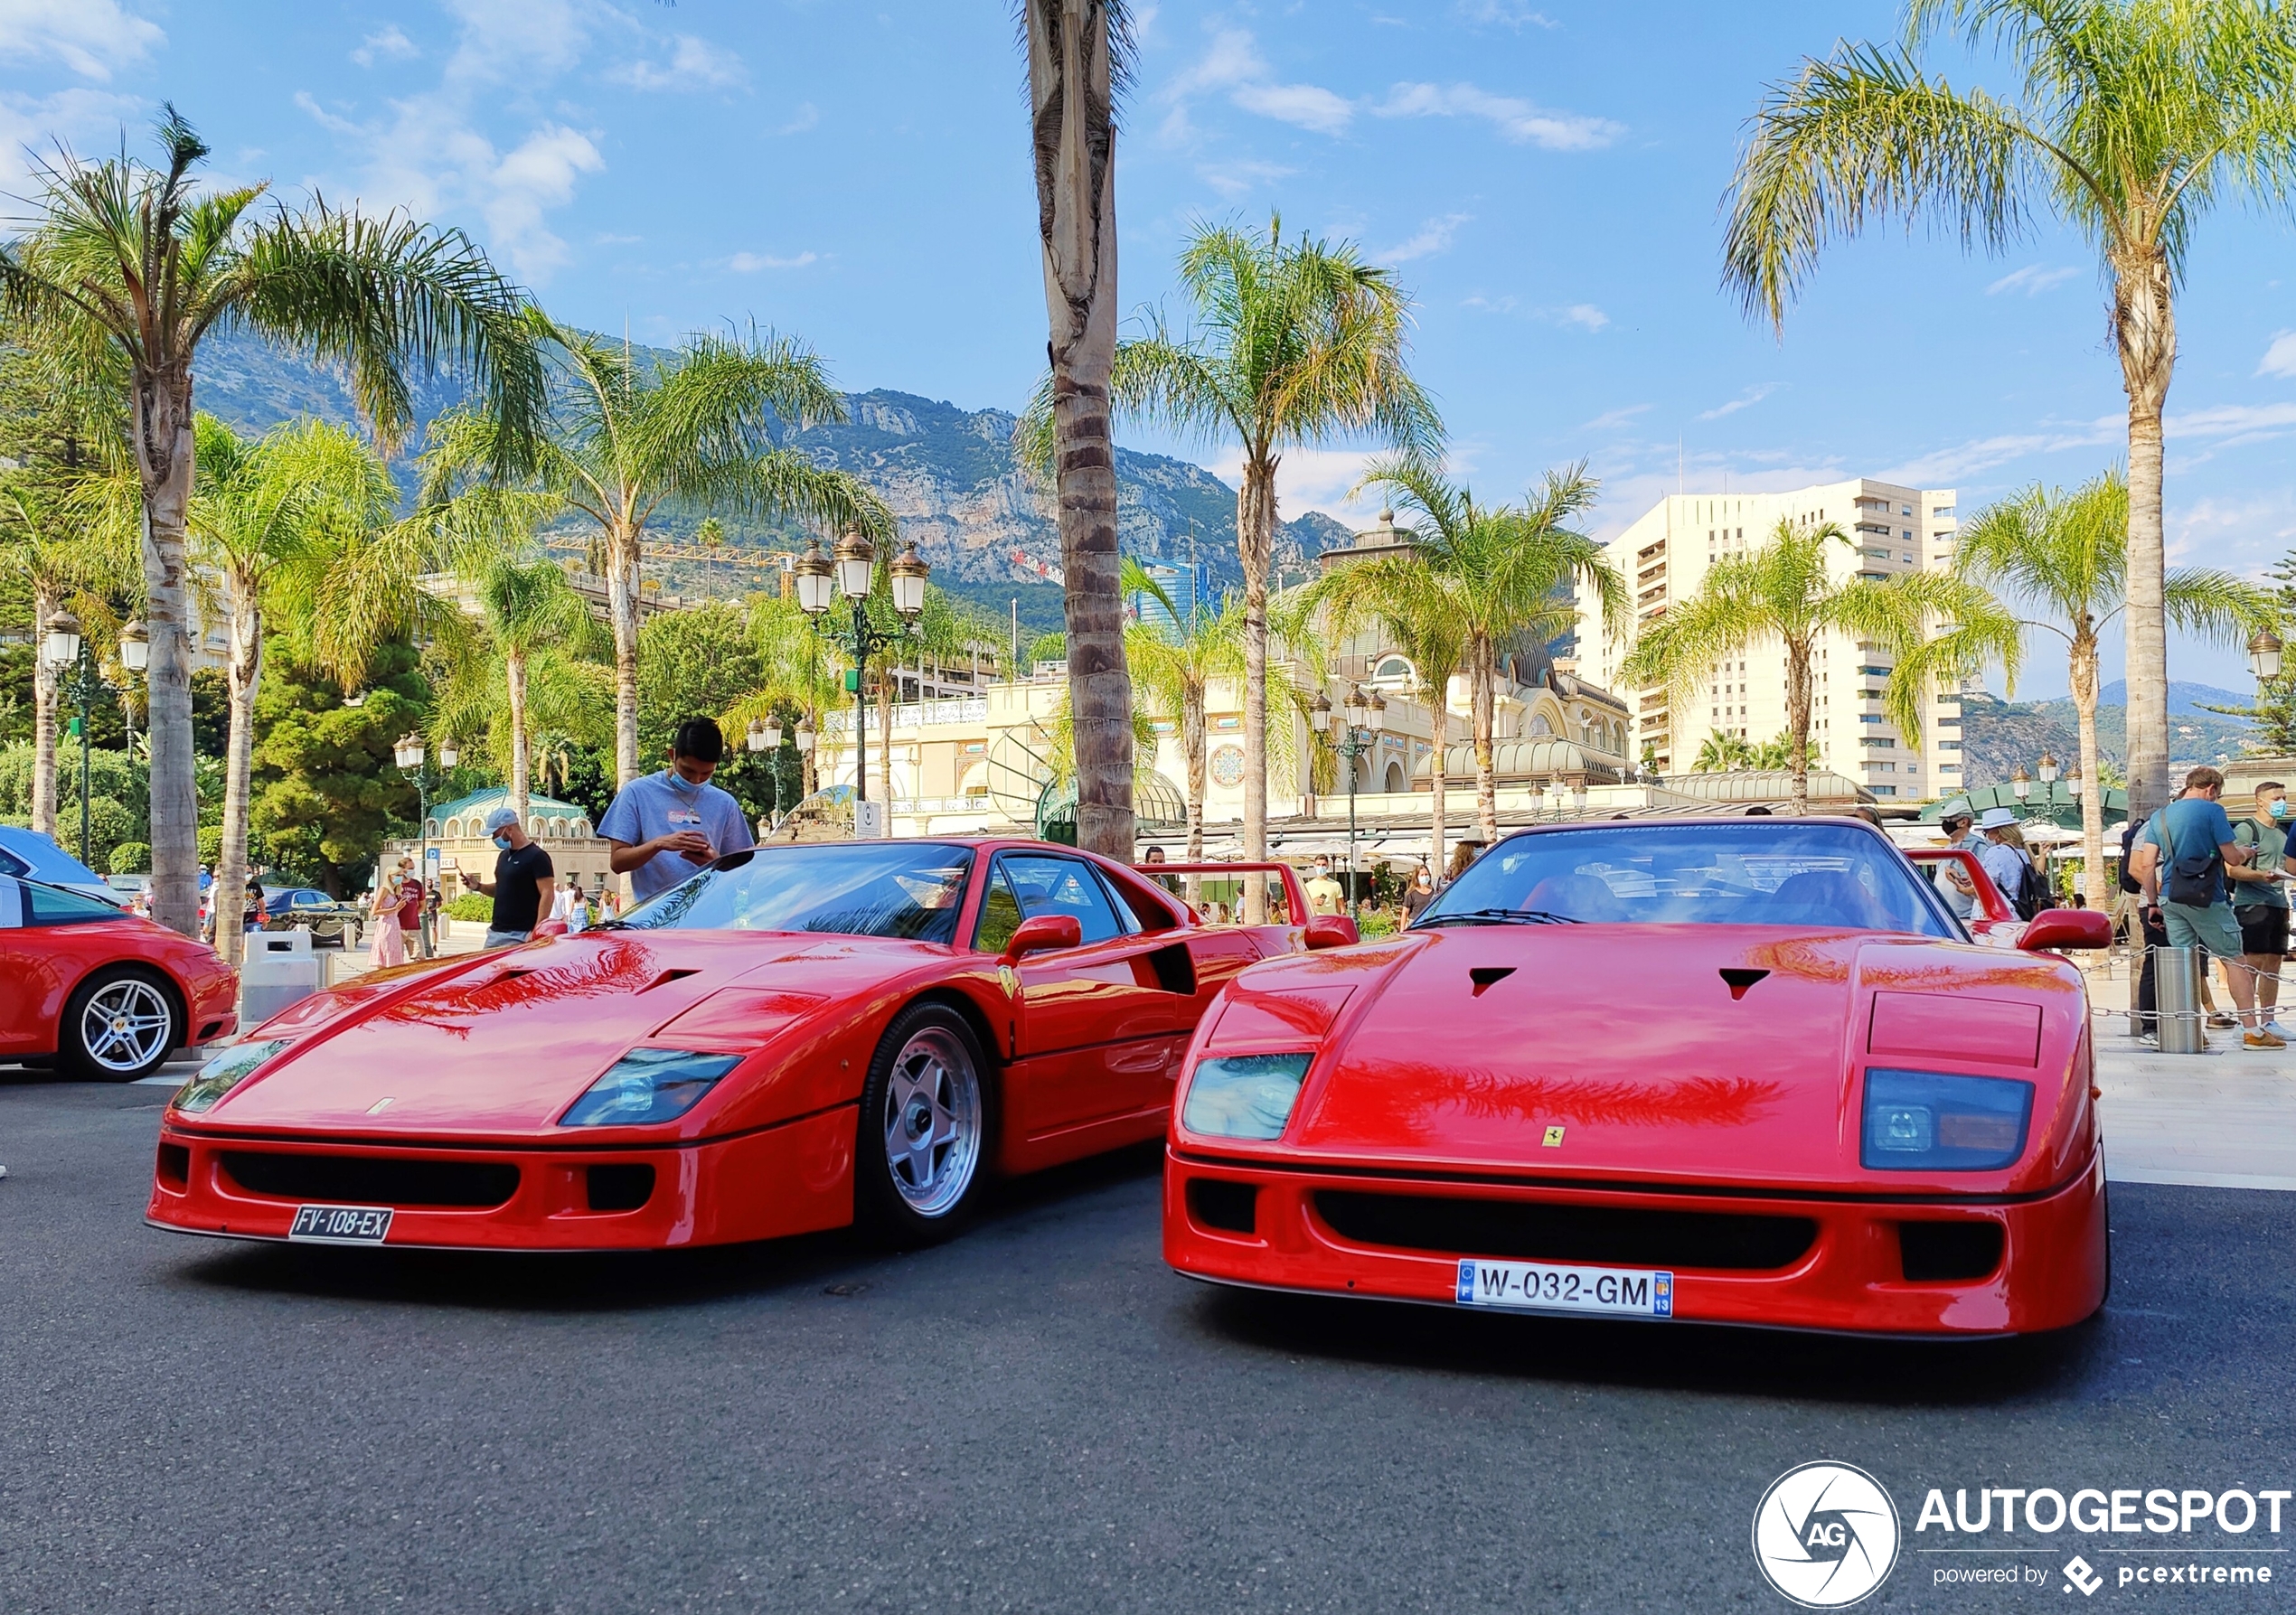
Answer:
[{"left": 1753, "top": 1462, "right": 1903, "bottom": 1609}]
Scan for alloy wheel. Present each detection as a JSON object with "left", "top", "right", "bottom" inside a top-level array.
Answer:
[
  {"left": 78, "top": 978, "right": 174, "bottom": 1075},
  {"left": 880, "top": 1025, "right": 982, "bottom": 1217}
]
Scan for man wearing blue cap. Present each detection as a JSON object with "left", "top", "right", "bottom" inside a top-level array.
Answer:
[{"left": 460, "top": 804, "right": 556, "bottom": 947}]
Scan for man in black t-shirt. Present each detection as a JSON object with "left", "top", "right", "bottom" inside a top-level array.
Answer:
[{"left": 460, "top": 805, "right": 555, "bottom": 945}]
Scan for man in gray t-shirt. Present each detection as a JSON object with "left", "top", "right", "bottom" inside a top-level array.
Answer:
[{"left": 599, "top": 718, "right": 757, "bottom": 904}]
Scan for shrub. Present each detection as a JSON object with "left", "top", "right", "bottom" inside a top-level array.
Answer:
[
  {"left": 109, "top": 840, "right": 150, "bottom": 875},
  {"left": 198, "top": 825, "right": 223, "bottom": 867},
  {"left": 1356, "top": 911, "right": 1400, "bottom": 940},
  {"left": 446, "top": 891, "right": 494, "bottom": 923}
]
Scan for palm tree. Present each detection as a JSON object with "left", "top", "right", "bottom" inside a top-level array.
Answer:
[
  {"left": 0, "top": 107, "right": 546, "bottom": 935},
  {"left": 1, "top": 483, "right": 135, "bottom": 839},
  {"left": 419, "top": 317, "right": 891, "bottom": 790},
  {"left": 695, "top": 516, "right": 727, "bottom": 587},
  {"left": 1893, "top": 470, "right": 2273, "bottom": 906},
  {"left": 1721, "top": 3, "right": 2296, "bottom": 819},
  {"left": 1106, "top": 218, "right": 1441, "bottom": 890},
  {"left": 1624, "top": 517, "right": 1990, "bottom": 816},
  {"left": 431, "top": 554, "right": 609, "bottom": 827},
  {"left": 1122, "top": 559, "right": 1245, "bottom": 888},
  {"left": 1022, "top": 0, "right": 1138, "bottom": 861},
  {"left": 187, "top": 415, "right": 406, "bottom": 962},
  {"left": 1339, "top": 459, "right": 1624, "bottom": 844},
  {"left": 744, "top": 593, "right": 842, "bottom": 803},
  {"left": 1692, "top": 730, "right": 1756, "bottom": 774},
  {"left": 1292, "top": 537, "right": 1468, "bottom": 877}
]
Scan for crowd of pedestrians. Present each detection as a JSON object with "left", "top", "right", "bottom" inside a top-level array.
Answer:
[{"left": 2125, "top": 765, "right": 2291, "bottom": 1049}]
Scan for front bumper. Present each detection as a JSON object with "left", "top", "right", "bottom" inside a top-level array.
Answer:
[
  {"left": 1163, "top": 1146, "right": 2110, "bottom": 1337},
  {"left": 146, "top": 1107, "right": 857, "bottom": 1252}
]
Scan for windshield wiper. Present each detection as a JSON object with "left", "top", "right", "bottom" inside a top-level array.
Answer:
[{"left": 1415, "top": 906, "right": 1581, "bottom": 927}]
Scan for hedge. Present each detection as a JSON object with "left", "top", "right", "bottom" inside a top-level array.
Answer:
[
  {"left": 445, "top": 892, "right": 494, "bottom": 923},
  {"left": 109, "top": 841, "right": 150, "bottom": 875}
]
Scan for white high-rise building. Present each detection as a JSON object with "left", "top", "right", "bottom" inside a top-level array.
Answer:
[{"left": 1585, "top": 478, "right": 1964, "bottom": 800}]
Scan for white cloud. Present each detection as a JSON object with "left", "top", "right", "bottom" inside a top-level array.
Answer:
[
  {"left": 593, "top": 231, "right": 639, "bottom": 244},
  {"left": 292, "top": 90, "right": 362, "bottom": 136},
  {"left": 1462, "top": 293, "right": 1519, "bottom": 314},
  {"left": 1376, "top": 81, "right": 1621, "bottom": 150},
  {"left": 1985, "top": 263, "right": 2081, "bottom": 296},
  {"left": 1231, "top": 80, "right": 1355, "bottom": 135},
  {"left": 1200, "top": 445, "right": 1387, "bottom": 524},
  {"left": 776, "top": 102, "right": 819, "bottom": 136},
  {"left": 0, "top": 86, "right": 138, "bottom": 197},
  {"left": 2257, "top": 332, "right": 2296, "bottom": 379},
  {"left": 607, "top": 33, "right": 747, "bottom": 92},
  {"left": 1455, "top": 0, "right": 1558, "bottom": 26},
  {"left": 1198, "top": 156, "right": 1293, "bottom": 198},
  {"left": 1698, "top": 382, "right": 1780, "bottom": 420},
  {"left": 1159, "top": 26, "right": 1355, "bottom": 139},
  {"left": 1555, "top": 303, "right": 1608, "bottom": 332},
  {"left": 1374, "top": 212, "right": 1470, "bottom": 264},
  {"left": 0, "top": 0, "right": 162, "bottom": 82},
  {"left": 352, "top": 25, "right": 419, "bottom": 67},
  {"left": 726, "top": 250, "right": 818, "bottom": 272},
  {"left": 1582, "top": 404, "right": 1651, "bottom": 431}
]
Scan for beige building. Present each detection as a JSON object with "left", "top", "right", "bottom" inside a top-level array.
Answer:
[{"left": 1586, "top": 478, "right": 1965, "bottom": 801}]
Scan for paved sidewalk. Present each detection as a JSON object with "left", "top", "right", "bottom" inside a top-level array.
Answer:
[{"left": 2093, "top": 1014, "right": 2296, "bottom": 1191}]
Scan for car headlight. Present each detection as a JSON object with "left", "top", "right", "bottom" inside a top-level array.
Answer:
[
  {"left": 560, "top": 1048, "right": 741, "bottom": 1127},
  {"left": 1861, "top": 1067, "right": 2034, "bottom": 1171},
  {"left": 174, "top": 1038, "right": 292, "bottom": 1114},
  {"left": 1181, "top": 1053, "right": 1314, "bottom": 1141}
]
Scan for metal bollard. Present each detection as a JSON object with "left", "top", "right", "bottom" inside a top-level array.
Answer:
[{"left": 2154, "top": 944, "right": 2207, "bottom": 1054}]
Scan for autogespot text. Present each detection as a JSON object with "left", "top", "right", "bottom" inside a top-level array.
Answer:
[{"left": 1916, "top": 1485, "right": 2287, "bottom": 1592}]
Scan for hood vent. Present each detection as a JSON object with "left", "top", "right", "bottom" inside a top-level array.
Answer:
[
  {"left": 1468, "top": 966, "right": 1515, "bottom": 996},
  {"left": 638, "top": 969, "right": 701, "bottom": 994},
  {"left": 1718, "top": 968, "right": 1770, "bottom": 1000}
]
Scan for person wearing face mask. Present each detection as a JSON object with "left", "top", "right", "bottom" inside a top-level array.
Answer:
[
  {"left": 2231, "top": 779, "right": 2292, "bottom": 1038},
  {"left": 1401, "top": 861, "right": 1438, "bottom": 924},
  {"left": 1303, "top": 856, "right": 1345, "bottom": 916},
  {"left": 600, "top": 717, "right": 757, "bottom": 904},
  {"left": 460, "top": 805, "right": 556, "bottom": 947}
]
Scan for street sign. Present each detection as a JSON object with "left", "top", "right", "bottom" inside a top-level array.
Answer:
[{"left": 853, "top": 800, "right": 887, "bottom": 840}]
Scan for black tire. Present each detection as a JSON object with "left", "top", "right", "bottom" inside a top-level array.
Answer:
[
  {"left": 853, "top": 1002, "right": 995, "bottom": 1246},
  {"left": 58, "top": 965, "right": 181, "bottom": 1083}
]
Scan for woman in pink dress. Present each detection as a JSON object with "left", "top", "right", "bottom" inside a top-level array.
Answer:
[{"left": 367, "top": 879, "right": 405, "bottom": 970}]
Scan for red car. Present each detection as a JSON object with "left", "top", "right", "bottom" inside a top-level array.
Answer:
[
  {"left": 148, "top": 840, "right": 1346, "bottom": 1252},
  {"left": 1, "top": 874, "right": 240, "bottom": 1080},
  {"left": 1164, "top": 817, "right": 2117, "bottom": 1338}
]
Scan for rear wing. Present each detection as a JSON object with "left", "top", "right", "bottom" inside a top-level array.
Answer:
[
  {"left": 1144, "top": 861, "right": 1310, "bottom": 926},
  {"left": 1903, "top": 847, "right": 2016, "bottom": 925}
]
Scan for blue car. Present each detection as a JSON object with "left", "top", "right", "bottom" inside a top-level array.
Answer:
[{"left": 0, "top": 826, "right": 119, "bottom": 905}]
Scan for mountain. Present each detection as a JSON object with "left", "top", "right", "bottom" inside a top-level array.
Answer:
[
  {"left": 186, "top": 330, "right": 1352, "bottom": 633},
  {"left": 1956, "top": 687, "right": 2256, "bottom": 789},
  {"left": 2096, "top": 680, "right": 2249, "bottom": 717}
]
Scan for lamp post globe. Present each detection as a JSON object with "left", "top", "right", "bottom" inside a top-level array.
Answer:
[
  {"left": 794, "top": 537, "right": 834, "bottom": 617},
  {"left": 1309, "top": 691, "right": 1331, "bottom": 734},
  {"left": 746, "top": 718, "right": 769, "bottom": 755},
  {"left": 833, "top": 530, "right": 876, "bottom": 601},
  {"left": 118, "top": 619, "right": 150, "bottom": 674},
  {"left": 2250, "top": 628, "right": 2284, "bottom": 682},
  {"left": 794, "top": 717, "right": 814, "bottom": 756},
  {"left": 2037, "top": 750, "right": 2058, "bottom": 784},
  {"left": 393, "top": 735, "right": 424, "bottom": 772},
  {"left": 889, "top": 539, "right": 930, "bottom": 618},
  {"left": 2012, "top": 765, "right": 2031, "bottom": 803},
  {"left": 438, "top": 741, "right": 459, "bottom": 770},
  {"left": 42, "top": 609, "right": 81, "bottom": 670},
  {"left": 2065, "top": 765, "right": 2083, "bottom": 803}
]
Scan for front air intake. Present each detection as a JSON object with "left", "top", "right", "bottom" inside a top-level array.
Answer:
[
  {"left": 1314, "top": 1192, "right": 1817, "bottom": 1272},
  {"left": 221, "top": 1151, "right": 518, "bottom": 1209}
]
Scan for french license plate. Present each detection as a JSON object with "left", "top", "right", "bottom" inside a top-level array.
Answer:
[
  {"left": 1454, "top": 1257, "right": 1673, "bottom": 1318},
  {"left": 287, "top": 1204, "right": 393, "bottom": 1244}
]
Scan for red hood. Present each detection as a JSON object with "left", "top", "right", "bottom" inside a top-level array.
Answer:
[
  {"left": 191, "top": 930, "right": 946, "bottom": 1138},
  {"left": 1190, "top": 924, "right": 2090, "bottom": 1196}
]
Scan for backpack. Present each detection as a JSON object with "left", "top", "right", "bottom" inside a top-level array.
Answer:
[
  {"left": 2009, "top": 858, "right": 2047, "bottom": 922},
  {"left": 2154, "top": 805, "right": 2223, "bottom": 908}
]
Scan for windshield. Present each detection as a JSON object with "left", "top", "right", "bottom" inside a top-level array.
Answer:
[
  {"left": 1416, "top": 822, "right": 1957, "bottom": 937},
  {"left": 614, "top": 842, "right": 974, "bottom": 943}
]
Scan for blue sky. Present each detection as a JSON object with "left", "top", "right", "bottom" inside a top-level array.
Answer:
[{"left": 5, "top": 0, "right": 2294, "bottom": 695}]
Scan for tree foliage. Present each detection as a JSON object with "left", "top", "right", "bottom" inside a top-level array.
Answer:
[{"left": 247, "top": 639, "right": 424, "bottom": 895}]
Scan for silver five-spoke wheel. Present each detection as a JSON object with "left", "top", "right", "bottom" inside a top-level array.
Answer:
[
  {"left": 62, "top": 968, "right": 180, "bottom": 1082},
  {"left": 880, "top": 1024, "right": 982, "bottom": 1218}
]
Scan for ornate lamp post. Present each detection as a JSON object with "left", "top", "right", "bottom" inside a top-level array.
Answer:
[
  {"left": 42, "top": 610, "right": 146, "bottom": 864},
  {"left": 795, "top": 531, "right": 927, "bottom": 823},
  {"left": 2011, "top": 764, "right": 2032, "bottom": 804},
  {"left": 746, "top": 714, "right": 787, "bottom": 830},
  {"left": 1312, "top": 687, "right": 1383, "bottom": 920},
  {"left": 2250, "top": 628, "right": 2283, "bottom": 684},
  {"left": 391, "top": 734, "right": 458, "bottom": 889}
]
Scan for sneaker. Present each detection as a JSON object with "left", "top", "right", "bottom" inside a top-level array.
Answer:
[
  {"left": 2244, "top": 1029, "right": 2286, "bottom": 1050},
  {"left": 2208, "top": 1012, "right": 2239, "bottom": 1029},
  {"left": 2267, "top": 1019, "right": 2293, "bottom": 1041}
]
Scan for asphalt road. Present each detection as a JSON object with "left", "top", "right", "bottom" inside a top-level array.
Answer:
[{"left": 2, "top": 1075, "right": 2291, "bottom": 1614}]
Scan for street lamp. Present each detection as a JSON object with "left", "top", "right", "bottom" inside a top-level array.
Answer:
[
  {"left": 392, "top": 735, "right": 457, "bottom": 908},
  {"left": 746, "top": 715, "right": 788, "bottom": 830},
  {"left": 2037, "top": 750, "right": 2058, "bottom": 784},
  {"left": 42, "top": 609, "right": 139, "bottom": 866},
  {"left": 1314, "top": 686, "right": 1382, "bottom": 919},
  {"left": 796, "top": 528, "right": 926, "bottom": 819},
  {"left": 2011, "top": 764, "right": 2031, "bottom": 803},
  {"left": 2065, "top": 764, "right": 2083, "bottom": 803},
  {"left": 2250, "top": 628, "right": 2283, "bottom": 682}
]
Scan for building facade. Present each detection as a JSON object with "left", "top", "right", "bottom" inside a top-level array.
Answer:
[{"left": 1585, "top": 478, "right": 1965, "bottom": 799}]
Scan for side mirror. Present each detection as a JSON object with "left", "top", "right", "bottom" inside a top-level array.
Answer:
[
  {"left": 533, "top": 919, "right": 569, "bottom": 938},
  {"left": 1303, "top": 915, "right": 1358, "bottom": 951},
  {"left": 2017, "top": 908, "right": 2112, "bottom": 952},
  {"left": 1001, "top": 913, "right": 1082, "bottom": 964}
]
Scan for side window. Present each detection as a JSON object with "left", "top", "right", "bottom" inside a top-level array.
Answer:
[
  {"left": 0, "top": 875, "right": 24, "bottom": 927},
  {"left": 0, "top": 846, "right": 28, "bottom": 878},
  {"left": 974, "top": 864, "right": 1025, "bottom": 954},
  {"left": 995, "top": 854, "right": 1126, "bottom": 946},
  {"left": 1092, "top": 868, "right": 1148, "bottom": 935}
]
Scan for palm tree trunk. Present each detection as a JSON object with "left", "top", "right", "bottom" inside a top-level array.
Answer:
[
  {"left": 1026, "top": 0, "right": 1134, "bottom": 865},
  {"left": 1784, "top": 638, "right": 1811, "bottom": 816},
  {"left": 134, "top": 361, "right": 202, "bottom": 937},
  {"left": 2114, "top": 247, "right": 2176, "bottom": 818},
  {"left": 29, "top": 577, "right": 59, "bottom": 838},
  {"left": 213, "top": 587, "right": 262, "bottom": 968},
  {"left": 1472, "top": 646, "right": 1499, "bottom": 846},
  {"left": 801, "top": 704, "right": 820, "bottom": 800},
  {"left": 1237, "top": 459, "right": 1278, "bottom": 915},
  {"left": 877, "top": 668, "right": 895, "bottom": 806},
  {"left": 506, "top": 650, "right": 532, "bottom": 825},
  {"left": 1427, "top": 685, "right": 1448, "bottom": 878},
  {"left": 2071, "top": 632, "right": 2105, "bottom": 908},
  {"left": 607, "top": 520, "right": 643, "bottom": 789},
  {"left": 1183, "top": 684, "right": 1207, "bottom": 909}
]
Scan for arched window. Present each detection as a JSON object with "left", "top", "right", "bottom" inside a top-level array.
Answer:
[
  {"left": 425, "top": 818, "right": 441, "bottom": 838},
  {"left": 1382, "top": 759, "right": 1407, "bottom": 793},
  {"left": 1528, "top": 712, "right": 1554, "bottom": 738},
  {"left": 444, "top": 817, "right": 464, "bottom": 839},
  {"left": 572, "top": 819, "right": 592, "bottom": 839},
  {"left": 1374, "top": 654, "right": 1414, "bottom": 683}
]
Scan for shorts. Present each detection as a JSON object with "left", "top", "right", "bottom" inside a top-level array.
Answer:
[
  {"left": 483, "top": 928, "right": 532, "bottom": 948},
  {"left": 2235, "top": 904, "right": 2291, "bottom": 957},
  {"left": 2162, "top": 901, "right": 2244, "bottom": 961}
]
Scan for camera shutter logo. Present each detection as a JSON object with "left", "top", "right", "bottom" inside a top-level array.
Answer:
[{"left": 1751, "top": 1461, "right": 1901, "bottom": 1608}]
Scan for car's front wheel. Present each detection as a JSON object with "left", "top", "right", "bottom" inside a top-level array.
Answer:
[
  {"left": 59, "top": 966, "right": 180, "bottom": 1082},
  {"left": 853, "top": 1002, "right": 993, "bottom": 1245}
]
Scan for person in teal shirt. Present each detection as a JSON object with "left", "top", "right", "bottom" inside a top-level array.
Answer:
[
  {"left": 2228, "top": 779, "right": 2292, "bottom": 1039},
  {"left": 2131, "top": 765, "right": 2274, "bottom": 1048}
]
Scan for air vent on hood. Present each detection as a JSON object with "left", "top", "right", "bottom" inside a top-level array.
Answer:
[
  {"left": 1469, "top": 967, "right": 1515, "bottom": 996},
  {"left": 1719, "top": 968, "right": 1769, "bottom": 1000},
  {"left": 638, "top": 969, "right": 701, "bottom": 994}
]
